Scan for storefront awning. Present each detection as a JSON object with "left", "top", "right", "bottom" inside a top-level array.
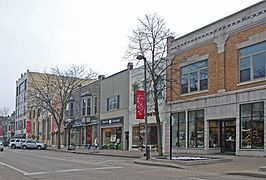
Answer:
[{"left": 14, "top": 133, "right": 26, "bottom": 139}]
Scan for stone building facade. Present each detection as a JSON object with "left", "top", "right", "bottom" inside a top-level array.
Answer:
[{"left": 166, "top": 1, "right": 266, "bottom": 156}]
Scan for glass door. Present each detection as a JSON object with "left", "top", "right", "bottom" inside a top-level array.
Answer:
[{"left": 222, "top": 120, "right": 236, "bottom": 153}]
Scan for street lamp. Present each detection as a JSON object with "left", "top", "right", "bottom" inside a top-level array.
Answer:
[{"left": 136, "top": 55, "right": 149, "bottom": 160}]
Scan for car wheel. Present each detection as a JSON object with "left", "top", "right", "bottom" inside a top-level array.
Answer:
[
  {"left": 37, "top": 146, "right": 42, "bottom": 150},
  {"left": 22, "top": 146, "right": 27, "bottom": 150},
  {"left": 0, "top": 149, "right": 3, "bottom": 151},
  {"left": 11, "top": 144, "right": 16, "bottom": 149}
]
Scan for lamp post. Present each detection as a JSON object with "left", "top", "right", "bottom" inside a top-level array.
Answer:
[{"left": 136, "top": 55, "right": 149, "bottom": 160}]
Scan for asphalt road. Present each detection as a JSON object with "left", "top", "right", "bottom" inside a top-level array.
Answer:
[{"left": 0, "top": 148, "right": 263, "bottom": 180}]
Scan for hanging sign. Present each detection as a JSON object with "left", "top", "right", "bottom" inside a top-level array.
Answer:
[{"left": 136, "top": 90, "right": 145, "bottom": 119}]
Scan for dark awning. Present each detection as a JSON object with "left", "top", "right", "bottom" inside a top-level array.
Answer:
[{"left": 14, "top": 133, "right": 26, "bottom": 139}]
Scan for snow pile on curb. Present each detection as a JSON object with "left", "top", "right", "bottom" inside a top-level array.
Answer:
[{"left": 167, "top": 156, "right": 209, "bottom": 161}]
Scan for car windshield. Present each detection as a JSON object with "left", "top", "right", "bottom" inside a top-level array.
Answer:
[{"left": 35, "top": 140, "right": 40, "bottom": 143}]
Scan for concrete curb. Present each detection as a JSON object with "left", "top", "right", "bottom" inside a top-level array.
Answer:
[
  {"left": 46, "top": 148, "right": 141, "bottom": 159},
  {"left": 134, "top": 159, "right": 184, "bottom": 169},
  {"left": 227, "top": 171, "right": 266, "bottom": 178}
]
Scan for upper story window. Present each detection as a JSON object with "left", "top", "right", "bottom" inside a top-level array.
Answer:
[
  {"left": 66, "top": 101, "right": 74, "bottom": 118},
  {"left": 132, "top": 84, "right": 138, "bottom": 105},
  {"left": 94, "top": 96, "right": 98, "bottom": 114},
  {"left": 82, "top": 97, "right": 91, "bottom": 116},
  {"left": 239, "top": 41, "right": 266, "bottom": 83},
  {"left": 107, "top": 95, "right": 120, "bottom": 111},
  {"left": 181, "top": 60, "right": 208, "bottom": 94}
]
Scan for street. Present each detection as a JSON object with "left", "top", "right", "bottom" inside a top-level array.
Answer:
[{"left": 0, "top": 148, "right": 264, "bottom": 180}]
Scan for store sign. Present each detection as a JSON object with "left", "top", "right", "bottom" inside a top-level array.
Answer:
[
  {"left": 136, "top": 90, "right": 145, "bottom": 119},
  {"left": 26, "top": 120, "right": 31, "bottom": 133},
  {"left": 101, "top": 118, "right": 123, "bottom": 126}
]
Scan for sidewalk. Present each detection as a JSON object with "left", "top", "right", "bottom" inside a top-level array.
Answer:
[{"left": 47, "top": 147, "right": 266, "bottom": 178}]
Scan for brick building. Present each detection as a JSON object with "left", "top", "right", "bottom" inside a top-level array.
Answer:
[{"left": 166, "top": 1, "right": 266, "bottom": 156}]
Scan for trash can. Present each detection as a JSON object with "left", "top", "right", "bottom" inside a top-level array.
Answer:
[{"left": 145, "top": 146, "right": 150, "bottom": 160}]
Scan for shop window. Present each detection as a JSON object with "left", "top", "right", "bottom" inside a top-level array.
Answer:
[
  {"left": 188, "top": 110, "right": 204, "bottom": 148},
  {"left": 209, "top": 121, "right": 220, "bottom": 148},
  {"left": 240, "top": 102, "right": 264, "bottom": 149},
  {"left": 172, "top": 112, "right": 186, "bottom": 148},
  {"left": 181, "top": 60, "right": 208, "bottom": 94},
  {"left": 239, "top": 41, "right": 266, "bottom": 83},
  {"left": 132, "top": 126, "right": 140, "bottom": 147}
]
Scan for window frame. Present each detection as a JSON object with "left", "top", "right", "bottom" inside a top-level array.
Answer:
[
  {"left": 239, "top": 41, "right": 266, "bottom": 83},
  {"left": 181, "top": 60, "right": 208, "bottom": 94},
  {"left": 107, "top": 95, "right": 120, "bottom": 111},
  {"left": 81, "top": 96, "right": 92, "bottom": 116},
  {"left": 240, "top": 102, "right": 264, "bottom": 149}
]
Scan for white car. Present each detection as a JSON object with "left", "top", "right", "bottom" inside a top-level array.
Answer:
[
  {"left": 9, "top": 139, "right": 25, "bottom": 149},
  {"left": 21, "top": 140, "right": 47, "bottom": 150},
  {"left": 0, "top": 142, "right": 4, "bottom": 151}
]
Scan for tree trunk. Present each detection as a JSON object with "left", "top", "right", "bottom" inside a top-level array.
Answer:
[
  {"left": 57, "top": 126, "right": 61, "bottom": 149},
  {"left": 156, "top": 118, "right": 163, "bottom": 156}
]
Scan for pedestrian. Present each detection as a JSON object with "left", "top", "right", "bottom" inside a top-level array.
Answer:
[{"left": 94, "top": 137, "right": 98, "bottom": 149}]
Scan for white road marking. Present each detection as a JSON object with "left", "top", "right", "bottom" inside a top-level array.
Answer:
[
  {"left": 24, "top": 168, "right": 87, "bottom": 176},
  {"left": 190, "top": 178, "right": 207, "bottom": 180},
  {"left": 0, "top": 161, "right": 28, "bottom": 175},
  {"left": 93, "top": 166, "right": 123, "bottom": 170}
]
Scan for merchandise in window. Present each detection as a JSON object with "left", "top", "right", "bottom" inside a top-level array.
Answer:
[
  {"left": 172, "top": 112, "right": 186, "bottom": 148},
  {"left": 181, "top": 60, "right": 208, "bottom": 94},
  {"left": 239, "top": 41, "right": 266, "bottom": 83},
  {"left": 240, "top": 102, "right": 264, "bottom": 149},
  {"left": 188, "top": 110, "right": 204, "bottom": 148}
]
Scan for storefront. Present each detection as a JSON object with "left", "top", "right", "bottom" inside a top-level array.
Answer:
[
  {"left": 101, "top": 117, "right": 123, "bottom": 150},
  {"left": 131, "top": 123, "right": 158, "bottom": 150},
  {"left": 65, "top": 119, "right": 99, "bottom": 147},
  {"left": 170, "top": 100, "right": 265, "bottom": 156}
]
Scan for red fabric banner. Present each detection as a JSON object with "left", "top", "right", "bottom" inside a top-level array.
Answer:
[
  {"left": 136, "top": 90, "right": 145, "bottom": 119},
  {"left": 26, "top": 120, "right": 31, "bottom": 133}
]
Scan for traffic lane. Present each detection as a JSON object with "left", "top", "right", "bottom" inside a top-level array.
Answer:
[{"left": 0, "top": 148, "right": 118, "bottom": 175}]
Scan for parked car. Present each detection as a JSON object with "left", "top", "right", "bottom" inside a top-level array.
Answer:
[
  {"left": 0, "top": 142, "right": 4, "bottom": 151},
  {"left": 21, "top": 140, "right": 47, "bottom": 150},
  {"left": 9, "top": 139, "right": 25, "bottom": 149}
]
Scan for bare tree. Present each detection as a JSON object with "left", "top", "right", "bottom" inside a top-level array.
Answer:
[
  {"left": 0, "top": 107, "right": 10, "bottom": 116},
  {"left": 126, "top": 13, "right": 174, "bottom": 156},
  {"left": 28, "top": 65, "right": 97, "bottom": 149}
]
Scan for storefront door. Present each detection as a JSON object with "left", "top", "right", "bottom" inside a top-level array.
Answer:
[
  {"left": 221, "top": 120, "right": 236, "bottom": 154},
  {"left": 209, "top": 120, "right": 236, "bottom": 154}
]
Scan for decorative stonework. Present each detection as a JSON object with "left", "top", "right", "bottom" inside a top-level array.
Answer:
[{"left": 169, "top": 4, "right": 266, "bottom": 53}]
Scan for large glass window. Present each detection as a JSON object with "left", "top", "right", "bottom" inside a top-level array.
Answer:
[
  {"left": 188, "top": 110, "right": 204, "bottom": 148},
  {"left": 239, "top": 41, "right": 266, "bottom": 83},
  {"left": 181, "top": 60, "right": 208, "bottom": 94},
  {"left": 240, "top": 102, "right": 264, "bottom": 149},
  {"left": 172, "top": 112, "right": 186, "bottom": 148},
  {"left": 209, "top": 121, "right": 220, "bottom": 148}
]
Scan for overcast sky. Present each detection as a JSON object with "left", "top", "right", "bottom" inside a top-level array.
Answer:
[{"left": 0, "top": 0, "right": 262, "bottom": 113}]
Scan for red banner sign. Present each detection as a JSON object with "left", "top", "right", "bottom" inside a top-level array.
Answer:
[
  {"left": 26, "top": 120, "right": 31, "bottom": 133},
  {"left": 136, "top": 90, "right": 145, "bottom": 119}
]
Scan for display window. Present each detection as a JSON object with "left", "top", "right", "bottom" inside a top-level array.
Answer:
[{"left": 240, "top": 102, "right": 264, "bottom": 149}]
